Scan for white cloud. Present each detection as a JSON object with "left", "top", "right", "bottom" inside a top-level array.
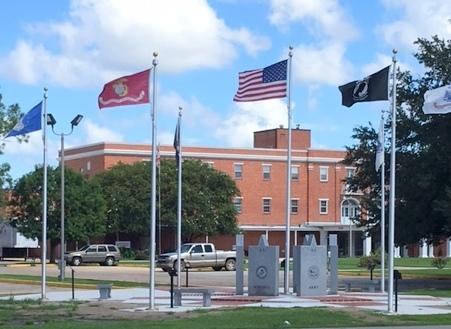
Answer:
[
  {"left": 269, "top": 0, "right": 358, "bottom": 42},
  {"left": 377, "top": 0, "right": 451, "bottom": 49},
  {"left": 81, "top": 119, "right": 125, "bottom": 143},
  {"left": 292, "top": 43, "right": 353, "bottom": 85},
  {"left": 269, "top": 0, "right": 357, "bottom": 86},
  {"left": 0, "top": 0, "right": 270, "bottom": 87},
  {"left": 3, "top": 132, "right": 44, "bottom": 157},
  {"left": 159, "top": 91, "right": 221, "bottom": 129},
  {"left": 362, "top": 53, "right": 411, "bottom": 77},
  {"left": 215, "top": 99, "right": 288, "bottom": 147}
]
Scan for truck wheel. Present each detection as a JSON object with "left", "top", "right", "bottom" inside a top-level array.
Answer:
[
  {"left": 105, "top": 257, "right": 115, "bottom": 266},
  {"left": 174, "top": 260, "right": 185, "bottom": 272},
  {"left": 225, "top": 258, "right": 236, "bottom": 271},
  {"left": 212, "top": 266, "right": 222, "bottom": 271},
  {"left": 72, "top": 257, "right": 82, "bottom": 266}
]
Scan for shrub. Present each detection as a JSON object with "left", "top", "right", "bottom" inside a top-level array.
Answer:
[
  {"left": 135, "top": 249, "right": 149, "bottom": 260},
  {"left": 120, "top": 248, "right": 136, "bottom": 260},
  {"left": 431, "top": 257, "right": 448, "bottom": 269}
]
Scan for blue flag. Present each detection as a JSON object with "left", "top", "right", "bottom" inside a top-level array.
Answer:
[{"left": 5, "top": 102, "right": 42, "bottom": 138}]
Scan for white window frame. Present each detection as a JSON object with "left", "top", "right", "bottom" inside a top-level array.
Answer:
[
  {"left": 319, "top": 166, "right": 329, "bottom": 182},
  {"left": 291, "top": 198, "right": 299, "bottom": 214},
  {"left": 262, "top": 198, "right": 272, "bottom": 214},
  {"left": 262, "top": 164, "right": 271, "bottom": 180},
  {"left": 291, "top": 165, "right": 299, "bottom": 180},
  {"left": 346, "top": 167, "right": 355, "bottom": 179},
  {"left": 86, "top": 161, "right": 91, "bottom": 171},
  {"left": 234, "top": 163, "right": 243, "bottom": 179},
  {"left": 341, "top": 198, "right": 360, "bottom": 225},
  {"left": 233, "top": 197, "right": 243, "bottom": 213},
  {"left": 319, "top": 198, "right": 329, "bottom": 215}
]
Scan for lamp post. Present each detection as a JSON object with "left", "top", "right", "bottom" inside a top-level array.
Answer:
[{"left": 47, "top": 113, "right": 83, "bottom": 281}]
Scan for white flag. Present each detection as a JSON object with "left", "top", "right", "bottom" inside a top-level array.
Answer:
[
  {"left": 375, "top": 118, "right": 384, "bottom": 172},
  {"left": 423, "top": 85, "right": 451, "bottom": 114}
]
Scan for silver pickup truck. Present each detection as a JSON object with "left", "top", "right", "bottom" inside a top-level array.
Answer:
[{"left": 157, "top": 243, "right": 236, "bottom": 271}]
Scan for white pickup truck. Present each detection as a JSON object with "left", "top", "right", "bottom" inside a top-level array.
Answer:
[{"left": 157, "top": 243, "right": 236, "bottom": 271}]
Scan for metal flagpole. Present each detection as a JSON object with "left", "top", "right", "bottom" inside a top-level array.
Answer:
[
  {"left": 149, "top": 52, "right": 158, "bottom": 310},
  {"left": 176, "top": 107, "right": 182, "bottom": 288},
  {"left": 158, "top": 144, "right": 161, "bottom": 256},
  {"left": 284, "top": 46, "right": 293, "bottom": 294},
  {"left": 41, "top": 87, "right": 48, "bottom": 300},
  {"left": 388, "top": 49, "right": 397, "bottom": 313},
  {"left": 380, "top": 114, "right": 385, "bottom": 293}
]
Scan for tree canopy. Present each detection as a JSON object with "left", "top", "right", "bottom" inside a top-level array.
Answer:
[
  {"left": 9, "top": 166, "right": 106, "bottom": 259},
  {"left": 344, "top": 36, "right": 451, "bottom": 246},
  {"left": 93, "top": 159, "right": 240, "bottom": 243},
  {"left": 0, "top": 93, "right": 24, "bottom": 192}
]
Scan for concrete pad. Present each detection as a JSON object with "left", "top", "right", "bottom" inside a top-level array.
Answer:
[{"left": 3, "top": 284, "right": 451, "bottom": 315}]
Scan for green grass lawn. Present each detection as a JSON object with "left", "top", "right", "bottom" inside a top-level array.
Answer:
[
  {"left": 2, "top": 302, "right": 451, "bottom": 329},
  {"left": 0, "top": 274, "right": 145, "bottom": 288}
]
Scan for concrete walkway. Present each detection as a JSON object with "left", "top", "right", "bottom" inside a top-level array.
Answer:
[{"left": 3, "top": 285, "right": 451, "bottom": 316}]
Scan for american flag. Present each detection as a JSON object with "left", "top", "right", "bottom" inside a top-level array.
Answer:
[{"left": 234, "top": 60, "right": 288, "bottom": 102}]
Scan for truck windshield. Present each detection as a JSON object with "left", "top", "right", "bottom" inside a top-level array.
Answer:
[{"left": 181, "top": 244, "right": 192, "bottom": 253}]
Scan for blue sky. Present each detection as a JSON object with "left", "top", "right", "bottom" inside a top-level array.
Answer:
[{"left": 1, "top": 0, "right": 451, "bottom": 180}]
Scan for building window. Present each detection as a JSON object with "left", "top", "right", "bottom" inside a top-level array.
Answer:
[
  {"left": 262, "top": 164, "right": 271, "bottom": 180},
  {"left": 346, "top": 168, "right": 355, "bottom": 178},
  {"left": 291, "top": 166, "right": 299, "bottom": 180},
  {"left": 319, "top": 199, "right": 328, "bottom": 214},
  {"left": 234, "top": 163, "right": 243, "bottom": 179},
  {"left": 233, "top": 197, "right": 242, "bottom": 213},
  {"left": 262, "top": 198, "right": 271, "bottom": 214},
  {"left": 87, "top": 161, "right": 91, "bottom": 171},
  {"left": 320, "top": 166, "right": 328, "bottom": 182},
  {"left": 291, "top": 199, "right": 299, "bottom": 214},
  {"left": 341, "top": 198, "right": 359, "bottom": 224}
]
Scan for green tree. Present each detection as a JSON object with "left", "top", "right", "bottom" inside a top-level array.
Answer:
[
  {"left": 93, "top": 161, "right": 151, "bottom": 246},
  {"left": 344, "top": 36, "right": 451, "bottom": 246},
  {"left": 94, "top": 159, "right": 240, "bottom": 244},
  {"left": 8, "top": 166, "right": 107, "bottom": 261},
  {"left": 160, "top": 159, "right": 240, "bottom": 241},
  {"left": 0, "top": 93, "right": 25, "bottom": 194}
]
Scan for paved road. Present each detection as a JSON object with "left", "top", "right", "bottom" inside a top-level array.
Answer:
[
  {"left": 0, "top": 264, "right": 245, "bottom": 287},
  {"left": 1, "top": 264, "right": 451, "bottom": 291}
]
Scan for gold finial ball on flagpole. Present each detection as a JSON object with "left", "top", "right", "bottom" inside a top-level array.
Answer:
[
  {"left": 392, "top": 48, "right": 398, "bottom": 55},
  {"left": 153, "top": 52, "right": 158, "bottom": 58}
]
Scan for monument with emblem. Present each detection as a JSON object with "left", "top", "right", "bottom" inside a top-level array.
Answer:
[
  {"left": 248, "top": 235, "right": 279, "bottom": 296},
  {"left": 297, "top": 234, "right": 327, "bottom": 296}
]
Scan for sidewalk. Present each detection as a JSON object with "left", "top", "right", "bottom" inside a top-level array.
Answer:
[{"left": 3, "top": 286, "right": 451, "bottom": 315}]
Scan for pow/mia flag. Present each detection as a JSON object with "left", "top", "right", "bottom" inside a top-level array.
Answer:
[{"left": 338, "top": 66, "right": 390, "bottom": 108}]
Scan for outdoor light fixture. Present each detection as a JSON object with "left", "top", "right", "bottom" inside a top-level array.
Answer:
[
  {"left": 49, "top": 113, "right": 83, "bottom": 281},
  {"left": 70, "top": 114, "right": 83, "bottom": 127},
  {"left": 47, "top": 113, "right": 56, "bottom": 127}
]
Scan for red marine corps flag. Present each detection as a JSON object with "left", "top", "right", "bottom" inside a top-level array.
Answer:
[{"left": 98, "top": 69, "right": 150, "bottom": 109}]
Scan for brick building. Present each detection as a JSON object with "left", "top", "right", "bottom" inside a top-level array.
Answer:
[{"left": 64, "top": 127, "right": 372, "bottom": 257}]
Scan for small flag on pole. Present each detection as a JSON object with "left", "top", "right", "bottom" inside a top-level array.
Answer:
[
  {"left": 339, "top": 66, "right": 390, "bottom": 108},
  {"left": 234, "top": 60, "right": 287, "bottom": 102},
  {"left": 5, "top": 102, "right": 42, "bottom": 138},
  {"left": 375, "top": 118, "right": 384, "bottom": 172},
  {"left": 98, "top": 69, "right": 150, "bottom": 109},
  {"left": 423, "top": 85, "right": 451, "bottom": 114},
  {"left": 174, "top": 117, "right": 180, "bottom": 168}
]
